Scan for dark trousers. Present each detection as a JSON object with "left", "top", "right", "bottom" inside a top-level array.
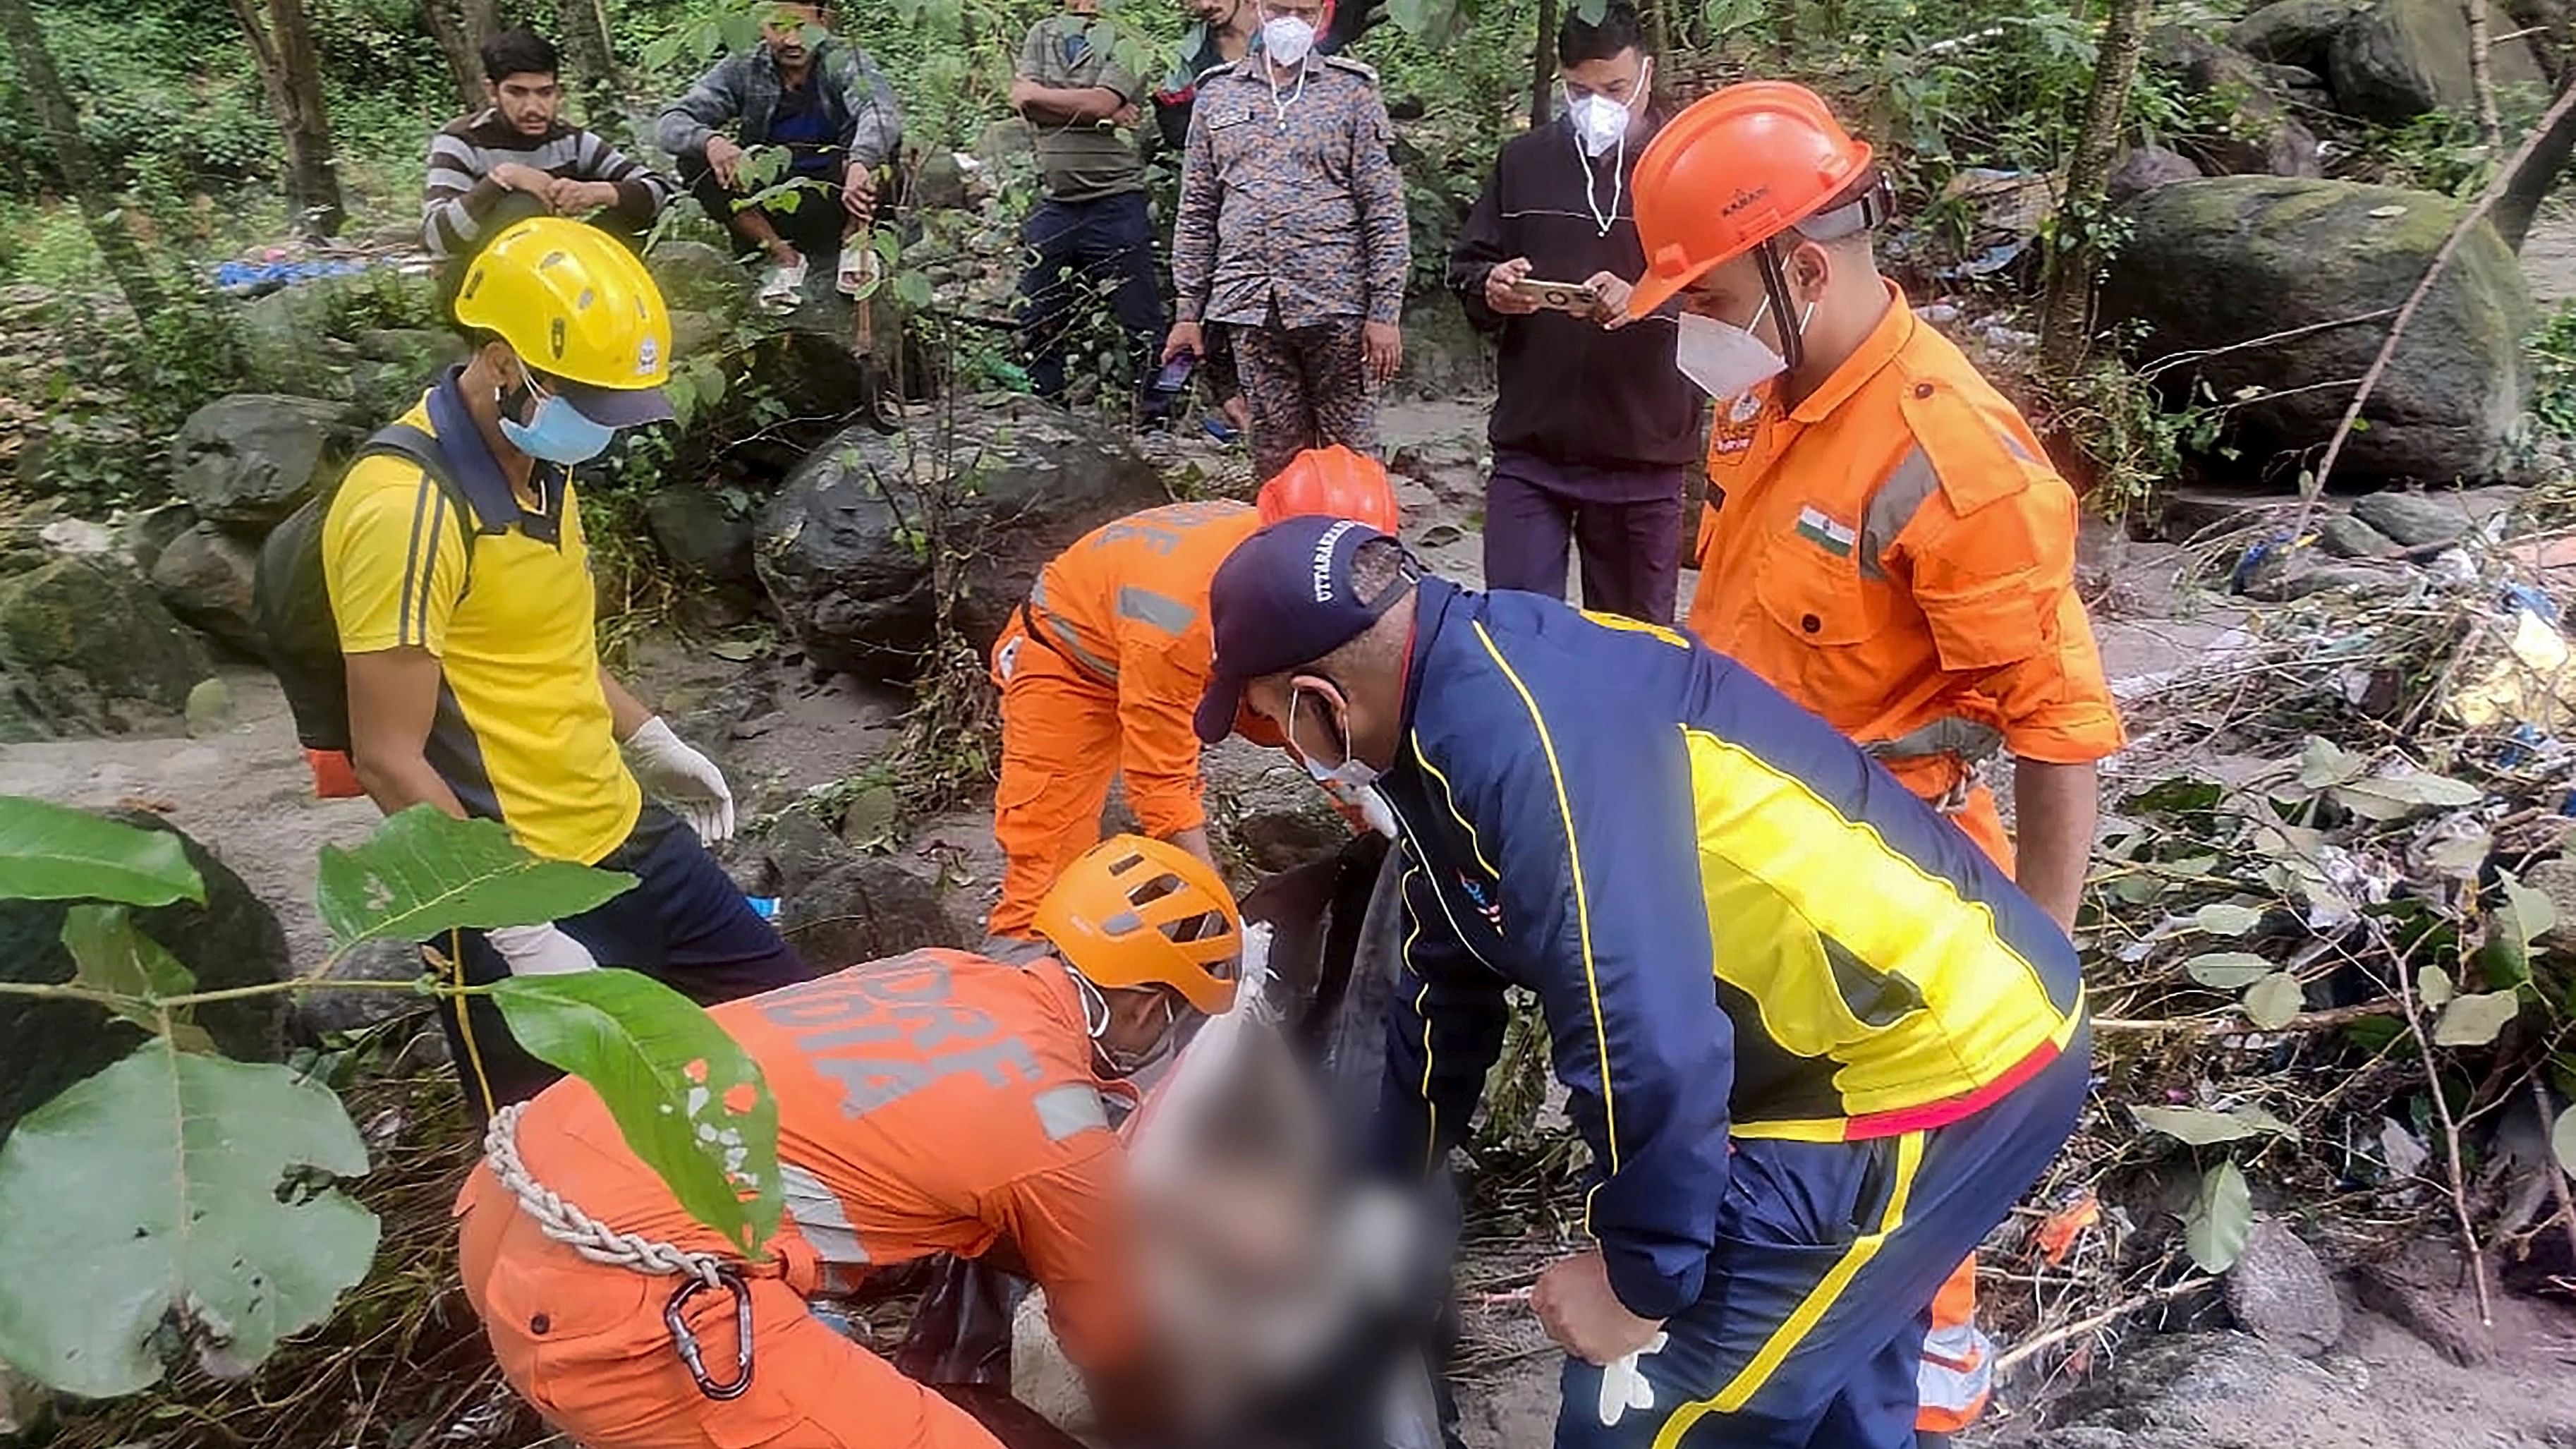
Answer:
[
  {"left": 427, "top": 807, "right": 813, "bottom": 1122},
  {"left": 1552, "top": 1031, "right": 2089, "bottom": 1449},
  {"left": 1232, "top": 316, "right": 1378, "bottom": 481},
  {"left": 1483, "top": 447, "right": 1687, "bottom": 627},
  {"left": 679, "top": 152, "right": 853, "bottom": 264},
  {"left": 1016, "top": 190, "right": 1166, "bottom": 402}
]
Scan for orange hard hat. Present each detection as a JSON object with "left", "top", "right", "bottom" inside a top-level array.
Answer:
[
  {"left": 1256, "top": 445, "right": 1402, "bottom": 535},
  {"left": 1033, "top": 835, "right": 1243, "bottom": 1016},
  {"left": 1626, "top": 82, "right": 1878, "bottom": 319}
]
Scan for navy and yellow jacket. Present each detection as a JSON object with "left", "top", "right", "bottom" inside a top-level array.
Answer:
[{"left": 1374, "top": 578, "right": 2085, "bottom": 1320}]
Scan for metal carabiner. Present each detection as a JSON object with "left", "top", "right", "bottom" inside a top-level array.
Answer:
[{"left": 664, "top": 1267, "right": 755, "bottom": 1401}]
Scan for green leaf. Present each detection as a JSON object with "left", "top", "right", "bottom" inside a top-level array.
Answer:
[
  {"left": 2431, "top": 990, "right": 2523, "bottom": 1047},
  {"left": 2133, "top": 1104, "right": 2264, "bottom": 1145},
  {"left": 2418, "top": 964, "right": 2455, "bottom": 1010},
  {"left": 0, "top": 797, "right": 202, "bottom": 907},
  {"left": 0, "top": 1042, "right": 377, "bottom": 1395},
  {"left": 2185, "top": 952, "right": 2273, "bottom": 988},
  {"left": 2196, "top": 902, "right": 2264, "bottom": 936},
  {"left": 315, "top": 807, "right": 636, "bottom": 951},
  {"left": 2552, "top": 1105, "right": 2576, "bottom": 1177},
  {"left": 893, "top": 271, "right": 934, "bottom": 310},
  {"left": 2243, "top": 971, "right": 2305, "bottom": 1029},
  {"left": 61, "top": 906, "right": 214, "bottom": 1053},
  {"left": 2333, "top": 771, "right": 2483, "bottom": 820},
  {"left": 494, "top": 971, "right": 779, "bottom": 1261},
  {"left": 2500, "top": 871, "right": 2558, "bottom": 952},
  {"left": 2184, "top": 1159, "right": 2255, "bottom": 1273}
]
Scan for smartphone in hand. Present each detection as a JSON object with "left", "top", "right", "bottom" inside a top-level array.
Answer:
[{"left": 1507, "top": 277, "right": 1603, "bottom": 314}]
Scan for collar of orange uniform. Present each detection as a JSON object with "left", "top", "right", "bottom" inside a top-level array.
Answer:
[{"left": 1786, "top": 279, "right": 1914, "bottom": 427}]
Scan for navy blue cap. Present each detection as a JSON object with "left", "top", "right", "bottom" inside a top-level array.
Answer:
[{"left": 1193, "top": 516, "right": 1411, "bottom": 744}]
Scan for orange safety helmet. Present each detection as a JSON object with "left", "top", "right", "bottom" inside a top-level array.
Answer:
[
  {"left": 1033, "top": 835, "right": 1244, "bottom": 1016},
  {"left": 1625, "top": 82, "right": 1879, "bottom": 320},
  {"left": 1256, "top": 445, "right": 1402, "bottom": 535}
]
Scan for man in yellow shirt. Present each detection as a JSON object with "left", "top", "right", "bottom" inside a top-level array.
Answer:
[{"left": 322, "top": 217, "right": 810, "bottom": 1118}]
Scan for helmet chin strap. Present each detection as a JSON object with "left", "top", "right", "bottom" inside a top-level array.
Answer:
[{"left": 1754, "top": 238, "right": 1805, "bottom": 379}]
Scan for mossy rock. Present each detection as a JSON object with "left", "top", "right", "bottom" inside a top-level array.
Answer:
[
  {"left": 2101, "top": 176, "right": 2532, "bottom": 485},
  {"left": 2230, "top": 0, "right": 2366, "bottom": 71},
  {"left": 0, "top": 558, "right": 212, "bottom": 734},
  {"left": 2328, "top": 0, "right": 2546, "bottom": 123}
]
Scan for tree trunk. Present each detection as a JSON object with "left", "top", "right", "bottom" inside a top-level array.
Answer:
[
  {"left": 554, "top": 0, "right": 621, "bottom": 99},
  {"left": 224, "top": 0, "right": 345, "bottom": 238},
  {"left": 0, "top": 0, "right": 166, "bottom": 317},
  {"left": 2493, "top": 73, "right": 2576, "bottom": 250},
  {"left": 2038, "top": 0, "right": 2155, "bottom": 380},
  {"left": 1529, "top": 0, "right": 1561, "bottom": 132},
  {"left": 419, "top": 0, "right": 485, "bottom": 112}
]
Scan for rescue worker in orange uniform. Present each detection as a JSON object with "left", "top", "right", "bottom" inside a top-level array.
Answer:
[
  {"left": 1625, "top": 83, "right": 2125, "bottom": 1441},
  {"left": 456, "top": 834, "right": 1241, "bottom": 1449},
  {"left": 985, "top": 444, "right": 1400, "bottom": 939}
]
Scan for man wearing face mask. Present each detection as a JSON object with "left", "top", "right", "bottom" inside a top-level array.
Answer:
[
  {"left": 1624, "top": 84, "right": 2124, "bottom": 1441},
  {"left": 1192, "top": 514, "right": 2089, "bottom": 1449},
  {"left": 322, "top": 217, "right": 810, "bottom": 1122},
  {"left": 1164, "top": 0, "right": 1411, "bottom": 482},
  {"left": 458, "top": 835, "right": 1237, "bottom": 1449},
  {"left": 1445, "top": 3, "right": 1701, "bottom": 625}
]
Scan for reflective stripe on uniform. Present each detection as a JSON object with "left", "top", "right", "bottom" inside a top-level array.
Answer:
[
  {"left": 1115, "top": 584, "right": 1198, "bottom": 634},
  {"left": 1915, "top": 1320, "right": 1995, "bottom": 1431},
  {"left": 1024, "top": 581, "right": 1122, "bottom": 681},
  {"left": 1864, "top": 715, "right": 2005, "bottom": 765},
  {"left": 780, "top": 1160, "right": 870, "bottom": 1266},
  {"left": 1031, "top": 1082, "right": 1110, "bottom": 1141},
  {"left": 1857, "top": 447, "right": 1939, "bottom": 583}
]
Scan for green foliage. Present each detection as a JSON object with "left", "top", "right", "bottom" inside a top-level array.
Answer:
[
  {"left": 494, "top": 969, "right": 782, "bottom": 1260},
  {"left": 314, "top": 806, "right": 640, "bottom": 950},
  {"left": 61, "top": 904, "right": 216, "bottom": 1053},
  {"left": 0, "top": 798, "right": 786, "bottom": 1396},
  {"left": 2524, "top": 301, "right": 2576, "bottom": 444},
  {"left": 16, "top": 283, "right": 250, "bottom": 510},
  {"left": 2183, "top": 1158, "right": 2253, "bottom": 1272},
  {"left": 0, "top": 795, "right": 203, "bottom": 907},
  {"left": 0, "top": 1041, "right": 380, "bottom": 1397}
]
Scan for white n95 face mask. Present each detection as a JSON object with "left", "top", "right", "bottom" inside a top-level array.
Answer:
[
  {"left": 1674, "top": 306, "right": 1784, "bottom": 401},
  {"left": 1261, "top": 13, "right": 1316, "bottom": 64},
  {"left": 1567, "top": 94, "right": 1629, "bottom": 157}
]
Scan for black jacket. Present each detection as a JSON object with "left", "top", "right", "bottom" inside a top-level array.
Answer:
[{"left": 1448, "top": 114, "right": 1704, "bottom": 469}]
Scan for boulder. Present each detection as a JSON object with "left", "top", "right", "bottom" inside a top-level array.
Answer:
[
  {"left": 644, "top": 487, "right": 757, "bottom": 584},
  {"left": 2230, "top": 0, "right": 2367, "bottom": 71},
  {"left": 121, "top": 501, "right": 199, "bottom": 576},
  {"left": 1397, "top": 303, "right": 1497, "bottom": 402},
  {"left": 234, "top": 269, "right": 439, "bottom": 400},
  {"left": 2145, "top": 27, "right": 2323, "bottom": 178},
  {"left": 0, "top": 558, "right": 211, "bottom": 734},
  {"left": 1205, "top": 740, "right": 1353, "bottom": 877},
  {"left": 169, "top": 394, "right": 354, "bottom": 531},
  {"left": 649, "top": 239, "right": 754, "bottom": 315},
  {"left": 2108, "top": 146, "right": 2208, "bottom": 205},
  {"left": 2329, "top": 0, "right": 2547, "bottom": 123},
  {"left": 2314, "top": 512, "right": 2405, "bottom": 558},
  {"left": 909, "top": 149, "right": 973, "bottom": 210},
  {"left": 776, "top": 856, "right": 972, "bottom": 971},
  {"left": 2101, "top": 177, "right": 2532, "bottom": 485},
  {"left": 2223, "top": 1218, "right": 2345, "bottom": 1357},
  {"left": 149, "top": 523, "right": 262, "bottom": 657},
  {"left": 755, "top": 397, "right": 1168, "bottom": 679},
  {"left": 0, "top": 812, "right": 288, "bottom": 1141},
  {"left": 2350, "top": 489, "right": 2469, "bottom": 545}
]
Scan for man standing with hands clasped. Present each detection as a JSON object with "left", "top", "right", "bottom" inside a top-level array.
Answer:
[
  {"left": 1165, "top": 0, "right": 1411, "bottom": 480},
  {"left": 1448, "top": 2, "right": 1701, "bottom": 625}
]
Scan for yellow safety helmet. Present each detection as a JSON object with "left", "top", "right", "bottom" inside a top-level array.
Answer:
[
  {"left": 452, "top": 217, "right": 675, "bottom": 426},
  {"left": 1034, "top": 835, "right": 1244, "bottom": 1017}
]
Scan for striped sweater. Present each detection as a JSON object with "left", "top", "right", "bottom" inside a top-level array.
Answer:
[{"left": 421, "top": 111, "right": 674, "bottom": 260}]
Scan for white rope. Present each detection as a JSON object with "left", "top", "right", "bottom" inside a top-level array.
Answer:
[{"left": 483, "top": 1102, "right": 726, "bottom": 1289}]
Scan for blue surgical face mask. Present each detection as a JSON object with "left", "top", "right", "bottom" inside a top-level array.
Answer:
[{"left": 499, "top": 365, "right": 617, "bottom": 464}]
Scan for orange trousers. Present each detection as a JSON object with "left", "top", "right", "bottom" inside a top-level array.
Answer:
[
  {"left": 457, "top": 1168, "right": 1002, "bottom": 1449},
  {"left": 1918, "top": 782, "right": 2012, "bottom": 1436},
  {"left": 988, "top": 624, "right": 1143, "bottom": 940}
]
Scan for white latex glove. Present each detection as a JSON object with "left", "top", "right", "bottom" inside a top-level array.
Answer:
[
  {"left": 1597, "top": 1331, "right": 1670, "bottom": 1427},
  {"left": 486, "top": 922, "right": 600, "bottom": 977},
  {"left": 623, "top": 716, "right": 736, "bottom": 842}
]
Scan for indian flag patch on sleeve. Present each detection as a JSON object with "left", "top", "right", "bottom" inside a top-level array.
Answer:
[{"left": 1794, "top": 506, "right": 1858, "bottom": 557}]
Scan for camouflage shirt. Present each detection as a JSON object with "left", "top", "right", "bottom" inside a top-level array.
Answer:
[{"left": 1172, "top": 54, "right": 1409, "bottom": 328}]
